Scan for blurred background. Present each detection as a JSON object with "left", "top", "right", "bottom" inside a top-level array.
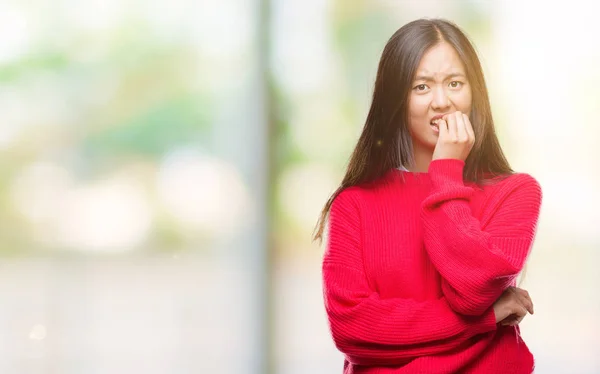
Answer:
[{"left": 0, "top": 0, "right": 598, "bottom": 373}]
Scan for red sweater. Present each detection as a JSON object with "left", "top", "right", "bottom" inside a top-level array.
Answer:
[{"left": 322, "top": 158, "right": 542, "bottom": 374}]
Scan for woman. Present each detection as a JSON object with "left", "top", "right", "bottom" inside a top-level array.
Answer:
[{"left": 314, "top": 18, "right": 542, "bottom": 373}]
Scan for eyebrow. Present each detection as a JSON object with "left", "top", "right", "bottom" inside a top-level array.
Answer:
[{"left": 414, "top": 73, "right": 466, "bottom": 81}]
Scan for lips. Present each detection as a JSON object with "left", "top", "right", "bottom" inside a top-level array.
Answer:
[
  {"left": 429, "top": 114, "right": 448, "bottom": 132},
  {"left": 430, "top": 114, "right": 448, "bottom": 125}
]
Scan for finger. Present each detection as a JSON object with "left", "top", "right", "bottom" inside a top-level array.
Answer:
[
  {"left": 500, "top": 315, "right": 517, "bottom": 326},
  {"left": 502, "top": 313, "right": 526, "bottom": 327},
  {"left": 513, "top": 303, "right": 528, "bottom": 319},
  {"left": 513, "top": 291, "right": 533, "bottom": 315},
  {"left": 507, "top": 312, "right": 527, "bottom": 326},
  {"left": 443, "top": 113, "right": 457, "bottom": 142},
  {"left": 520, "top": 294, "right": 534, "bottom": 315},
  {"left": 508, "top": 286, "right": 528, "bottom": 309},
  {"left": 437, "top": 119, "right": 448, "bottom": 139},
  {"left": 463, "top": 113, "right": 475, "bottom": 143},
  {"left": 516, "top": 289, "right": 534, "bottom": 314},
  {"left": 521, "top": 289, "right": 534, "bottom": 314},
  {"left": 500, "top": 314, "right": 518, "bottom": 326},
  {"left": 454, "top": 111, "right": 468, "bottom": 142}
]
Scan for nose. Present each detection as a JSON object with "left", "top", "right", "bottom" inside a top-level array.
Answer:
[{"left": 431, "top": 86, "right": 451, "bottom": 111}]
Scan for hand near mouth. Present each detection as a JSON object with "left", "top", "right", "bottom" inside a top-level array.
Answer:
[{"left": 431, "top": 111, "right": 475, "bottom": 162}]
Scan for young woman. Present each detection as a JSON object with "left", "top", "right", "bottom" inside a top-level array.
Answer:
[{"left": 314, "top": 19, "right": 542, "bottom": 373}]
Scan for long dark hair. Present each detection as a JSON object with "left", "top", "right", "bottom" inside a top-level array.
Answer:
[{"left": 313, "top": 18, "right": 513, "bottom": 242}]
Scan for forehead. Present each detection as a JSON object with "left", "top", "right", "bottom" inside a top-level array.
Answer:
[{"left": 415, "top": 42, "right": 465, "bottom": 75}]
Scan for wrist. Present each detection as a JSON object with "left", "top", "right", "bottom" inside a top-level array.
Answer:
[{"left": 427, "top": 159, "right": 467, "bottom": 188}]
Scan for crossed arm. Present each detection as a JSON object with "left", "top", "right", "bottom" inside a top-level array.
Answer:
[{"left": 420, "top": 159, "right": 542, "bottom": 316}]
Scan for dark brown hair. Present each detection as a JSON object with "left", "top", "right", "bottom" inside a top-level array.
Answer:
[{"left": 313, "top": 18, "right": 513, "bottom": 242}]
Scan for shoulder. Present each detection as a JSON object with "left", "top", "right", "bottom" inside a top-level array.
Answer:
[
  {"left": 331, "top": 185, "right": 366, "bottom": 217},
  {"left": 327, "top": 187, "right": 366, "bottom": 241},
  {"left": 332, "top": 187, "right": 359, "bottom": 208},
  {"left": 479, "top": 172, "right": 542, "bottom": 218},
  {"left": 332, "top": 172, "right": 396, "bottom": 210},
  {"left": 491, "top": 172, "right": 542, "bottom": 198}
]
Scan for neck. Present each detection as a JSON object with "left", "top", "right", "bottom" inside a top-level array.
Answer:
[{"left": 408, "top": 145, "right": 433, "bottom": 173}]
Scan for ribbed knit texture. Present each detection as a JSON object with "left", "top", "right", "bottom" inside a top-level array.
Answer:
[{"left": 322, "top": 158, "right": 542, "bottom": 374}]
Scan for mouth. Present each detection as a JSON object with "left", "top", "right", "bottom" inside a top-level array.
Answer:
[{"left": 429, "top": 114, "right": 447, "bottom": 133}]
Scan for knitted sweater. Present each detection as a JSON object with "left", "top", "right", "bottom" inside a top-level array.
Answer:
[{"left": 322, "top": 158, "right": 542, "bottom": 373}]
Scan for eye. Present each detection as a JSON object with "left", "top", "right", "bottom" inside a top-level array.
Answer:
[
  {"left": 449, "top": 81, "right": 462, "bottom": 88},
  {"left": 414, "top": 84, "right": 429, "bottom": 92}
]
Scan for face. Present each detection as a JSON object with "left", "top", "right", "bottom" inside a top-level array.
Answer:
[{"left": 407, "top": 42, "right": 472, "bottom": 152}]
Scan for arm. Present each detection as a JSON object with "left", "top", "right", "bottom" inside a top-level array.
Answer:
[
  {"left": 323, "top": 189, "right": 497, "bottom": 366},
  {"left": 420, "top": 159, "right": 542, "bottom": 316}
]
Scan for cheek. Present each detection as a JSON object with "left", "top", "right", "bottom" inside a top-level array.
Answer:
[
  {"left": 408, "top": 95, "right": 429, "bottom": 118},
  {"left": 458, "top": 88, "right": 473, "bottom": 113}
]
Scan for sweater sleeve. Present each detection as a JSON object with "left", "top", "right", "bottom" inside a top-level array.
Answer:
[
  {"left": 323, "top": 189, "right": 497, "bottom": 366},
  {"left": 420, "top": 159, "right": 542, "bottom": 316}
]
